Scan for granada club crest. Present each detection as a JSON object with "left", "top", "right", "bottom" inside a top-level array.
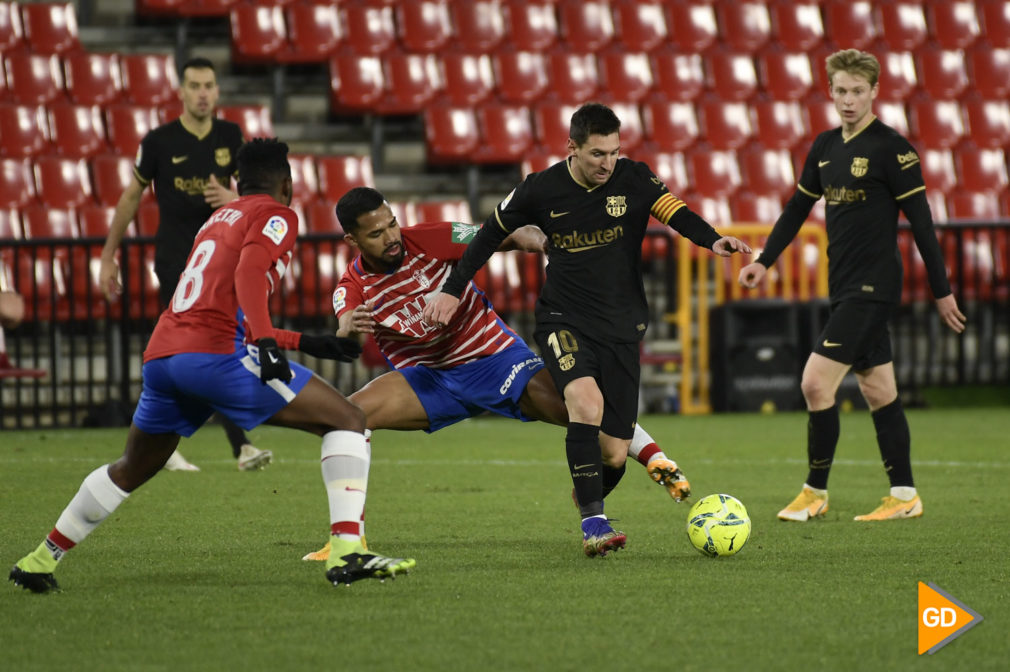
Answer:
[
  {"left": 215, "top": 147, "right": 231, "bottom": 167},
  {"left": 412, "top": 270, "right": 431, "bottom": 289},
  {"left": 606, "top": 195, "right": 627, "bottom": 217},
  {"left": 850, "top": 157, "right": 868, "bottom": 177}
]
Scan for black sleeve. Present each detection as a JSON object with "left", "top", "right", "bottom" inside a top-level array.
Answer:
[
  {"left": 900, "top": 191, "right": 952, "bottom": 299},
  {"left": 441, "top": 215, "right": 510, "bottom": 297},
  {"left": 755, "top": 190, "right": 818, "bottom": 268},
  {"left": 667, "top": 206, "right": 722, "bottom": 249}
]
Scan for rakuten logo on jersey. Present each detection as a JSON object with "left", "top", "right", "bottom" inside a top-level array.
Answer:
[{"left": 499, "top": 357, "right": 542, "bottom": 394}]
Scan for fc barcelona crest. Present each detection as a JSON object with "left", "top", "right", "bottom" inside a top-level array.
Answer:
[
  {"left": 215, "top": 147, "right": 231, "bottom": 167},
  {"left": 606, "top": 195, "right": 627, "bottom": 218},
  {"left": 850, "top": 157, "right": 868, "bottom": 177}
]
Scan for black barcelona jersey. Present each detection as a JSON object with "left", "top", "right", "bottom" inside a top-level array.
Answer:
[
  {"left": 134, "top": 118, "right": 243, "bottom": 270},
  {"left": 795, "top": 118, "right": 925, "bottom": 304},
  {"left": 492, "top": 157, "right": 696, "bottom": 342}
]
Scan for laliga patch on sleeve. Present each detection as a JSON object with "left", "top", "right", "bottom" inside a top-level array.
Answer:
[
  {"left": 332, "top": 286, "right": 346, "bottom": 314},
  {"left": 262, "top": 215, "right": 289, "bottom": 245},
  {"left": 499, "top": 187, "right": 516, "bottom": 212}
]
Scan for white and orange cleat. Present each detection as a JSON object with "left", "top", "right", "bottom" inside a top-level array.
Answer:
[
  {"left": 164, "top": 450, "right": 199, "bottom": 472},
  {"left": 854, "top": 495, "right": 922, "bottom": 521},
  {"left": 777, "top": 486, "right": 829, "bottom": 521},
  {"left": 646, "top": 458, "right": 691, "bottom": 502}
]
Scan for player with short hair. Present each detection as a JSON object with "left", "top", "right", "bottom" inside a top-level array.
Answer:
[
  {"left": 424, "top": 104, "right": 750, "bottom": 556},
  {"left": 98, "top": 56, "right": 269, "bottom": 472},
  {"left": 9, "top": 139, "right": 413, "bottom": 593},
  {"left": 738, "top": 49, "right": 965, "bottom": 522},
  {"left": 303, "top": 186, "right": 691, "bottom": 561}
]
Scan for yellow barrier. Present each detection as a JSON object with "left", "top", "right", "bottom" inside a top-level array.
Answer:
[{"left": 667, "top": 224, "right": 829, "bottom": 415}]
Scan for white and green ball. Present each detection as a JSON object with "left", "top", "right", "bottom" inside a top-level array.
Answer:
[{"left": 686, "top": 493, "right": 751, "bottom": 557}]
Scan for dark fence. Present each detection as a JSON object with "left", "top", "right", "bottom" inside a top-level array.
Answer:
[{"left": 2, "top": 223, "right": 1008, "bottom": 428}]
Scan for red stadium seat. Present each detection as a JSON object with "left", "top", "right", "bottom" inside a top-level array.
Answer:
[
  {"left": 613, "top": 0, "right": 668, "bottom": 53},
  {"left": 688, "top": 147, "right": 742, "bottom": 198},
  {"left": 705, "top": 50, "right": 759, "bottom": 102},
  {"left": 440, "top": 52, "right": 495, "bottom": 106},
  {"left": 47, "top": 102, "right": 106, "bottom": 159},
  {"left": 686, "top": 193, "right": 733, "bottom": 227},
  {"left": 666, "top": 3, "right": 717, "bottom": 53},
  {"left": 376, "top": 51, "right": 441, "bottom": 115},
  {"left": 947, "top": 190, "right": 1001, "bottom": 220},
  {"left": 104, "top": 104, "right": 160, "bottom": 157},
  {"left": 909, "top": 100, "right": 965, "bottom": 150},
  {"left": 229, "top": 4, "right": 286, "bottom": 64},
  {"left": 316, "top": 155, "right": 375, "bottom": 203},
  {"left": 717, "top": 1, "right": 771, "bottom": 52},
  {"left": 63, "top": 52, "right": 122, "bottom": 106},
  {"left": 340, "top": 1, "right": 396, "bottom": 55},
  {"left": 650, "top": 50, "right": 703, "bottom": 102},
  {"left": 546, "top": 50, "right": 599, "bottom": 104},
  {"left": 3, "top": 52, "right": 65, "bottom": 105},
  {"left": 641, "top": 100, "right": 698, "bottom": 152},
  {"left": 876, "top": 101, "right": 910, "bottom": 138},
  {"left": 631, "top": 147, "right": 690, "bottom": 193},
  {"left": 699, "top": 100, "right": 753, "bottom": 150},
  {"left": 0, "top": 207, "right": 22, "bottom": 239},
  {"left": 804, "top": 98, "right": 838, "bottom": 139},
  {"left": 504, "top": 0, "right": 559, "bottom": 51},
  {"left": 758, "top": 50, "right": 814, "bottom": 100},
  {"left": 0, "top": 158, "right": 37, "bottom": 208},
  {"left": 921, "top": 148, "right": 957, "bottom": 195},
  {"left": 599, "top": 49, "right": 654, "bottom": 103},
  {"left": 135, "top": 0, "right": 186, "bottom": 15},
  {"left": 558, "top": 0, "right": 614, "bottom": 52},
  {"left": 875, "top": 50, "right": 918, "bottom": 102},
  {"left": 769, "top": 1, "right": 824, "bottom": 52},
  {"left": 928, "top": 1, "right": 981, "bottom": 50},
  {"left": 925, "top": 190, "right": 948, "bottom": 224},
  {"left": 963, "top": 98, "right": 1010, "bottom": 149},
  {"left": 120, "top": 53, "right": 179, "bottom": 106},
  {"left": 21, "top": 202, "right": 77, "bottom": 239},
  {"left": 532, "top": 101, "right": 579, "bottom": 154},
  {"left": 328, "top": 53, "right": 383, "bottom": 112},
  {"left": 520, "top": 146, "right": 566, "bottom": 177},
  {"left": 957, "top": 147, "right": 1009, "bottom": 192},
  {"left": 823, "top": 1, "right": 878, "bottom": 50},
  {"left": 33, "top": 155, "right": 92, "bottom": 208},
  {"left": 969, "top": 47, "right": 1010, "bottom": 100},
  {"left": 424, "top": 103, "right": 479, "bottom": 163},
  {"left": 395, "top": 0, "right": 452, "bottom": 53},
  {"left": 0, "top": 2, "right": 24, "bottom": 54},
  {"left": 280, "top": 3, "right": 341, "bottom": 63},
  {"left": 305, "top": 198, "right": 341, "bottom": 234},
  {"left": 980, "top": 1, "right": 1010, "bottom": 48},
  {"left": 412, "top": 199, "right": 472, "bottom": 224},
  {"left": 15, "top": 249, "right": 70, "bottom": 323},
  {"left": 740, "top": 145, "right": 795, "bottom": 198},
  {"left": 287, "top": 154, "right": 319, "bottom": 204},
  {"left": 176, "top": 0, "right": 240, "bottom": 19},
  {"left": 752, "top": 100, "right": 806, "bottom": 150},
  {"left": 91, "top": 153, "right": 146, "bottom": 208},
  {"left": 493, "top": 50, "right": 549, "bottom": 104},
  {"left": 451, "top": 1, "right": 506, "bottom": 54},
  {"left": 917, "top": 50, "right": 970, "bottom": 100},
  {"left": 878, "top": 2, "right": 927, "bottom": 51},
  {"left": 610, "top": 101, "right": 643, "bottom": 153},
  {"left": 136, "top": 201, "right": 159, "bottom": 237},
  {"left": 217, "top": 104, "right": 273, "bottom": 139},
  {"left": 19, "top": 2, "right": 80, "bottom": 55},
  {"left": 0, "top": 103, "right": 49, "bottom": 158},
  {"left": 731, "top": 191, "right": 783, "bottom": 225},
  {"left": 472, "top": 102, "right": 534, "bottom": 164},
  {"left": 386, "top": 200, "right": 415, "bottom": 228}
]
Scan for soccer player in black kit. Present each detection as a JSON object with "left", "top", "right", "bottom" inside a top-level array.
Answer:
[
  {"left": 424, "top": 103, "right": 750, "bottom": 556},
  {"left": 739, "top": 49, "right": 966, "bottom": 522},
  {"left": 97, "top": 57, "right": 272, "bottom": 472}
]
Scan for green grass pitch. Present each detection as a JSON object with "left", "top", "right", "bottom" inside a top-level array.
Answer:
[{"left": 2, "top": 408, "right": 1007, "bottom": 671}]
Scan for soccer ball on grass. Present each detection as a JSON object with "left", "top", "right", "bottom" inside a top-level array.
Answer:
[{"left": 686, "top": 493, "right": 751, "bottom": 557}]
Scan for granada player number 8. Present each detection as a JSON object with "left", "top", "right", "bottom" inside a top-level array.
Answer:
[{"left": 173, "top": 240, "right": 216, "bottom": 313}]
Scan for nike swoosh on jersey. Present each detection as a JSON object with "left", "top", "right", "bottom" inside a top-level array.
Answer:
[
  {"left": 172, "top": 155, "right": 188, "bottom": 164},
  {"left": 818, "top": 160, "right": 830, "bottom": 167},
  {"left": 549, "top": 210, "right": 570, "bottom": 218},
  {"left": 822, "top": 339, "right": 842, "bottom": 348}
]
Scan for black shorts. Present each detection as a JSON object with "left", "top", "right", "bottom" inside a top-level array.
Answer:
[
  {"left": 813, "top": 300, "right": 894, "bottom": 371},
  {"left": 533, "top": 322, "right": 639, "bottom": 440}
]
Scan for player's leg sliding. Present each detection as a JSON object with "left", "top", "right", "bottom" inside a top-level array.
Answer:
[
  {"left": 778, "top": 405, "right": 838, "bottom": 521},
  {"left": 319, "top": 430, "right": 413, "bottom": 584},
  {"left": 855, "top": 399, "right": 922, "bottom": 521},
  {"left": 568, "top": 422, "right": 625, "bottom": 557},
  {"left": 9, "top": 465, "right": 129, "bottom": 593},
  {"left": 304, "top": 430, "right": 370, "bottom": 561},
  {"left": 629, "top": 424, "right": 690, "bottom": 502}
]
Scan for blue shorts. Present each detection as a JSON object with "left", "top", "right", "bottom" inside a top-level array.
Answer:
[
  {"left": 133, "top": 349, "right": 313, "bottom": 437},
  {"left": 401, "top": 344, "right": 545, "bottom": 432}
]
